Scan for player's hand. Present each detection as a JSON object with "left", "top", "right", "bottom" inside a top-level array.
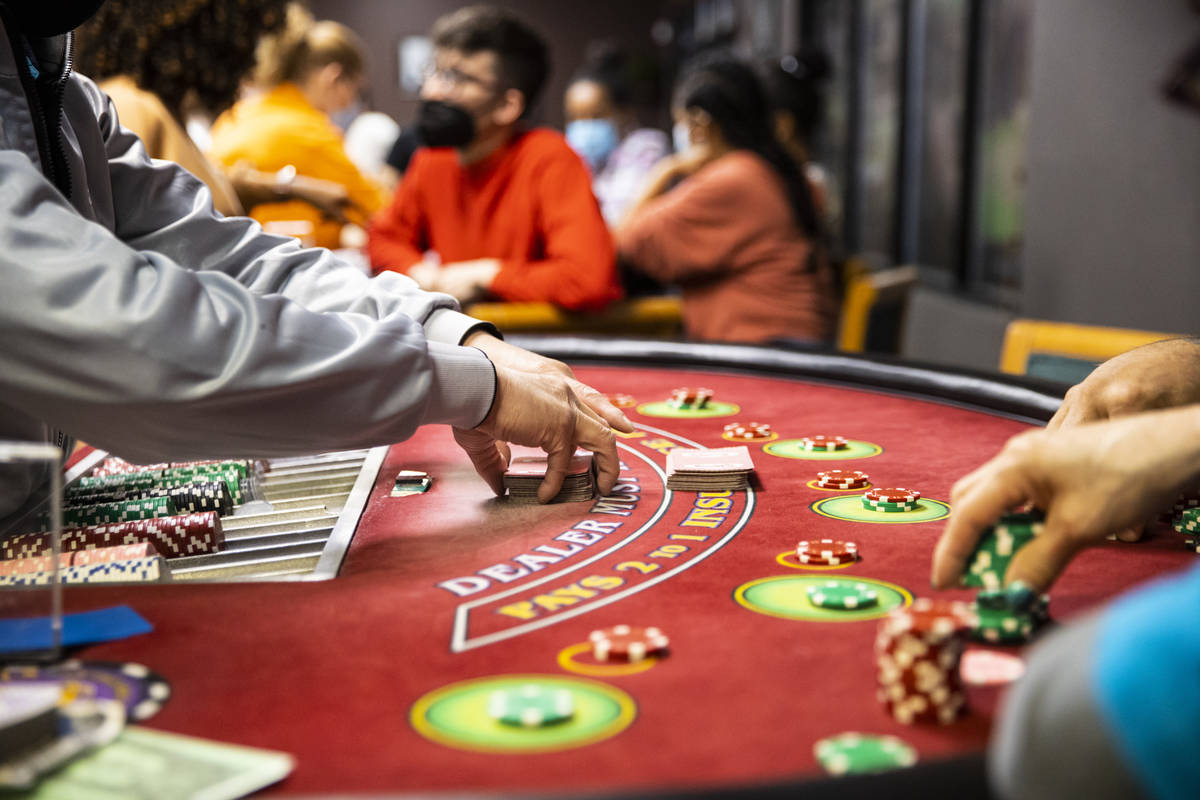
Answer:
[
  {"left": 458, "top": 362, "right": 624, "bottom": 503},
  {"left": 1047, "top": 338, "right": 1200, "bottom": 430},
  {"left": 463, "top": 332, "right": 635, "bottom": 435},
  {"left": 406, "top": 260, "right": 440, "bottom": 291},
  {"left": 931, "top": 405, "right": 1200, "bottom": 592},
  {"left": 432, "top": 259, "right": 502, "bottom": 305}
]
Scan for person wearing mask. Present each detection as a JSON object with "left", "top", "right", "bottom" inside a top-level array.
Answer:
[
  {"left": 208, "top": 12, "right": 386, "bottom": 249},
  {"left": 0, "top": 0, "right": 633, "bottom": 530},
  {"left": 615, "top": 52, "right": 835, "bottom": 344},
  {"left": 366, "top": 5, "right": 620, "bottom": 311},
  {"left": 564, "top": 42, "right": 670, "bottom": 226}
]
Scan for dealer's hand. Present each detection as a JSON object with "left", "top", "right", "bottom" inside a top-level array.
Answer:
[
  {"left": 931, "top": 405, "right": 1200, "bottom": 593},
  {"left": 1047, "top": 338, "right": 1200, "bottom": 430},
  {"left": 453, "top": 362, "right": 625, "bottom": 503}
]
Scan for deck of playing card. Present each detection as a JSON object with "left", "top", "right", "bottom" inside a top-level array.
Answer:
[
  {"left": 665, "top": 446, "right": 755, "bottom": 491},
  {"left": 503, "top": 446, "right": 597, "bottom": 504}
]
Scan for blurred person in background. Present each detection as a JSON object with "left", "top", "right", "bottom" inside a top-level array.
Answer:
[
  {"left": 766, "top": 48, "right": 837, "bottom": 230},
  {"left": 615, "top": 51, "right": 835, "bottom": 344},
  {"left": 366, "top": 5, "right": 619, "bottom": 311},
  {"left": 208, "top": 7, "right": 386, "bottom": 249},
  {"left": 564, "top": 41, "right": 670, "bottom": 226}
]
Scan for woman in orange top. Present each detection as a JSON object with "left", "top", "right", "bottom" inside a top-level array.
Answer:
[
  {"left": 209, "top": 17, "right": 386, "bottom": 249},
  {"left": 616, "top": 52, "right": 835, "bottom": 344}
]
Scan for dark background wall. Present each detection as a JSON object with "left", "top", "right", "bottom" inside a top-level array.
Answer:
[{"left": 309, "top": 0, "right": 669, "bottom": 131}]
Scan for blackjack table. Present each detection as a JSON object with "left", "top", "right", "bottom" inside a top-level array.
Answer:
[{"left": 47, "top": 337, "right": 1194, "bottom": 798}]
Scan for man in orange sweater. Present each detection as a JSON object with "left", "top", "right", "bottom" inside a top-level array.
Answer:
[{"left": 366, "top": 6, "right": 620, "bottom": 311}]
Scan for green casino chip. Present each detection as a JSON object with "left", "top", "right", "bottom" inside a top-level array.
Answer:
[
  {"left": 814, "top": 732, "right": 917, "bottom": 775},
  {"left": 861, "top": 497, "right": 917, "bottom": 513},
  {"left": 487, "top": 684, "right": 575, "bottom": 728},
  {"left": 971, "top": 604, "right": 1036, "bottom": 644},
  {"left": 806, "top": 580, "right": 879, "bottom": 610}
]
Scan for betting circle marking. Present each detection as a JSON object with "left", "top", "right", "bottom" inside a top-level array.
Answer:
[
  {"left": 410, "top": 674, "right": 635, "bottom": 753},
  {"left": 636, "top": 400, "right": 740, "bottom": 419},
  {"left": 734, "top": 575, "right": 912, "bottom": 622},
  {"left": 763, "top": 439, "right": 883, "bottom": 461},
  {"left": 811, "top": 495, "right": 951, "bottom": 524}
]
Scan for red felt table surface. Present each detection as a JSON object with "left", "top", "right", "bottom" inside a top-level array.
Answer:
[{"left": 57, "top": 365, "right": 1189, "bottom": 795}]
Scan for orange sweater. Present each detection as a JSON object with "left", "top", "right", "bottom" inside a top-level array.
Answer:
[
  {"left": 209, "top": 83, "right": 386, "bottom": 249},
  {"left": 367, "top": 129, "right": 620, "bottom": 311},
  {"left": 616, "top": 151, "right": 835, "bottom": 343}
]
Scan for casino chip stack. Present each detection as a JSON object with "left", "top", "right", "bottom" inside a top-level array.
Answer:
[
  {"left": 807, "top": 580, "right": 878, "bottom": 610},
  {"left": 665, "top": 446, "right": 754, "bottom": 491},
  {"left": 668, "top": 387, "right": 713, "bottom": 410},
  {"left": 970, "top": 589, "right": 1050, "bottom": 645},
  {"left": 814, "top": 732, "right": 917, "bottom": 775},
  {"left": 875, "top": 599, "right": 976, "bottom": 725},
  {"left": 488, "top": 685, "right": 574, "bottom": 728},
  {"left": 862, "top": 488, "right": 920, "bottom": 513},
  {"left": 816, "top": 470, "right": 869, "bottom": 490},
  {"left": 589, "top": 625, "right": 669, "bottom": 662},
  {"left": 503, "top": 446, "right": 596, "bottom": 504},
  {"left": 962, "top": 510, "right": 1044, "bottom": 590},
  {"left": 722, "top": 421, "right": 773, "bottom": 441},
  {"left": 800, "top": 435, "right": 848, "bottom": 451},
  {"left": 1173, "top": 507, "right": 1200, "bottom": 552},
  {"left": 795, "top": 538, "right": 858, "bottom": 565}
]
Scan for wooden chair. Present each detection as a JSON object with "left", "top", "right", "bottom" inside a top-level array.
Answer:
[
  {"left": 999, "top": 320, "right": 1176, "bottom": 383},
  {"left": 465, "top": 296, "right": 684, "bottom": 338},
  {"left": 836, "top": 265, "right": 920, "bottom": 354}
]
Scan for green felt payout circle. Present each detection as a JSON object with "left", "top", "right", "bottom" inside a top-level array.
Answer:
[
  {"left": 734, "top": 575, "right": 911, "bottom": 622},
  {"left": 763, "top": 439, "right": 883, "bottom": 460},
  {"left": 636, "top": 400, "right": 739, "bottom": 419},
  {"left": 410, "top": 674, "right": 635, "bottom": 753},
  {"left": 812, "top": 495, "right": 951, "bottom": 524}
]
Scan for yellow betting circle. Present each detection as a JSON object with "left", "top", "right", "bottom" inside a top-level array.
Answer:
[
  {"left": 556, "top": 642, "right": 661, "bottom": 677},
  {"left": 410, "top": 674, "right": 636, "bottom": 754},
  {"left": 733, "top": 575, "right": 913, "bottom": 623},
  {"left": 806, "top": 479, "right": 874, "bottom": 492},
  {"left": 811, "top": 495, "right": 952, "bottom": 524},
  {"left": 775, "top": 550, "right": 858, "bottom": 571}
]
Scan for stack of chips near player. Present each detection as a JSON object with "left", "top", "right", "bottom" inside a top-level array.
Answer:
[
  {"left": 862, "top": 487, "right": 920, "bottom": 513},
  {"left": 875, "top": 599, "right": 975, "bottom": 725},
  {"left": 961, "top": 509, "right": 1051, "bottom": 644},
  {"left": 668, "top": 387, "right": 713, "bottom": 409},
  {"left": 723, "top": 421, "right": 772, "bottom": 441},
  {"left": 1175, "top": 506, "right": 1200, "bottom": 552},
  {"left": 502, "top": 445, "right": 596, "bottom": 504},
  {"left": 800, "top": 435, "right": 847, "bottom": 451}
]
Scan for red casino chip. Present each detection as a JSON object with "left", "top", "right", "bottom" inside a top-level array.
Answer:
[
  {"left": 589, "top": 624, "right": 669, "bottom": 662},
  {"left": 607, "top": 393, "right": 637, "bottom": 408},
  {"left": 801, "top": 435, "right": 848, "bottom": 450},
  {"left": 796, "top": 538, "right": 858, "bottom": 565},
  {"left": 865, "top": 487, "right": 921, "bottom": 503},
  {"left": 723, "top": 422, "right": 772, "bottom": 441},
  {"left": 816, "top": 469, "right": 869, "bottom": 488}
]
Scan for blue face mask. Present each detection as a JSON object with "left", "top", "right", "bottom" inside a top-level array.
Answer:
[
  {"left": 566, "top": 118, "right": 620, "bottom": 172},
  {"left": 672, "top": 122, "right": 691, "bottom": 155}
]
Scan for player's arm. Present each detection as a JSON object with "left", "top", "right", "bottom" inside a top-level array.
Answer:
[
  {"left": 1048, "top": 337, "right": 1200, "bottom": 430},
  {"left": 931, "top": 405, "right": 1200, "bottom": 592},
  {"left": 484, "top": 152, "right": 620, "bottom": 311}
]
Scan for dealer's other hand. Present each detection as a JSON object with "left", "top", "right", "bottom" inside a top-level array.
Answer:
[
  {"left": 1047, "top": 338, "right": 1200, "bottom": 430},
  {"left": 454, "top": 333, "right": 635, "bottom": 502},
  {"left": 931, "top": 405, "right": 1200, "bottom": 593}
]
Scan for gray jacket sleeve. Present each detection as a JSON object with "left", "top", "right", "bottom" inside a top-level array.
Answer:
[{"left": 0, "top": 137, "right": 493, "bottom": 463}]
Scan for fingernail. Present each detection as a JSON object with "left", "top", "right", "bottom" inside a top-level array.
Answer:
[{"left": 1004, "top": 581, "right": 1037, "bottom": 612}]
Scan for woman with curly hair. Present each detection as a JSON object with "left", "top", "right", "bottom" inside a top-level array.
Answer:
[{"left": 74, "top": 0, "right": 289, "bottom": 216}]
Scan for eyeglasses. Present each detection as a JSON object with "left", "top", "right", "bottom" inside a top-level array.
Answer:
[{"left": 422, "top": 64, "right": 498, "bottom": 93}]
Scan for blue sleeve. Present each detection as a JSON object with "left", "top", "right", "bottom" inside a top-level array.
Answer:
[{"left": 1092, "top": 562, "right": 1200, "bottom": 800}]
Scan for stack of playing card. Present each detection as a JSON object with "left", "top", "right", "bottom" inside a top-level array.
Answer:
[
  {"left": 665, "top": 446, "right": 755, "bottom": 491},
  {"left": 503, "top": 445, "right": 597, "bottom": 504}
]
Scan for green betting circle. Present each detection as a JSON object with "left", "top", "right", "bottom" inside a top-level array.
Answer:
[
  {"left": 763, "top": 439, "right": 883, "bottom": 460},
  {"left": 636, "top": 400, "right": 739, "bottom": 419},
  {"left": 410, "top": 674, "right": 635, "bottom": 753},
  {"left": 812, "top": 495, "right": 951, "bottom": 524},
  {"left": 734, "top": 575, "right": 911, "bottom": 622}
]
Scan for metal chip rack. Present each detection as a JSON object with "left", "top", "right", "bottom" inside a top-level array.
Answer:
[{"left": 66, "top": 447, "right": 387, "bottom": 582}]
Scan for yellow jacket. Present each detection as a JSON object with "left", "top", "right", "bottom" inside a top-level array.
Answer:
[{"left": 209, "top": 83, "right": 386, "bottom": 248}]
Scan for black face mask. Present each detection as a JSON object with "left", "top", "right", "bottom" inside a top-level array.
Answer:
[
  {"left": 0, "top": 0, "right": 107, "bottom": 36},
  {"left": 416, "top": 99, "right": 475, "bottom": 148}
]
